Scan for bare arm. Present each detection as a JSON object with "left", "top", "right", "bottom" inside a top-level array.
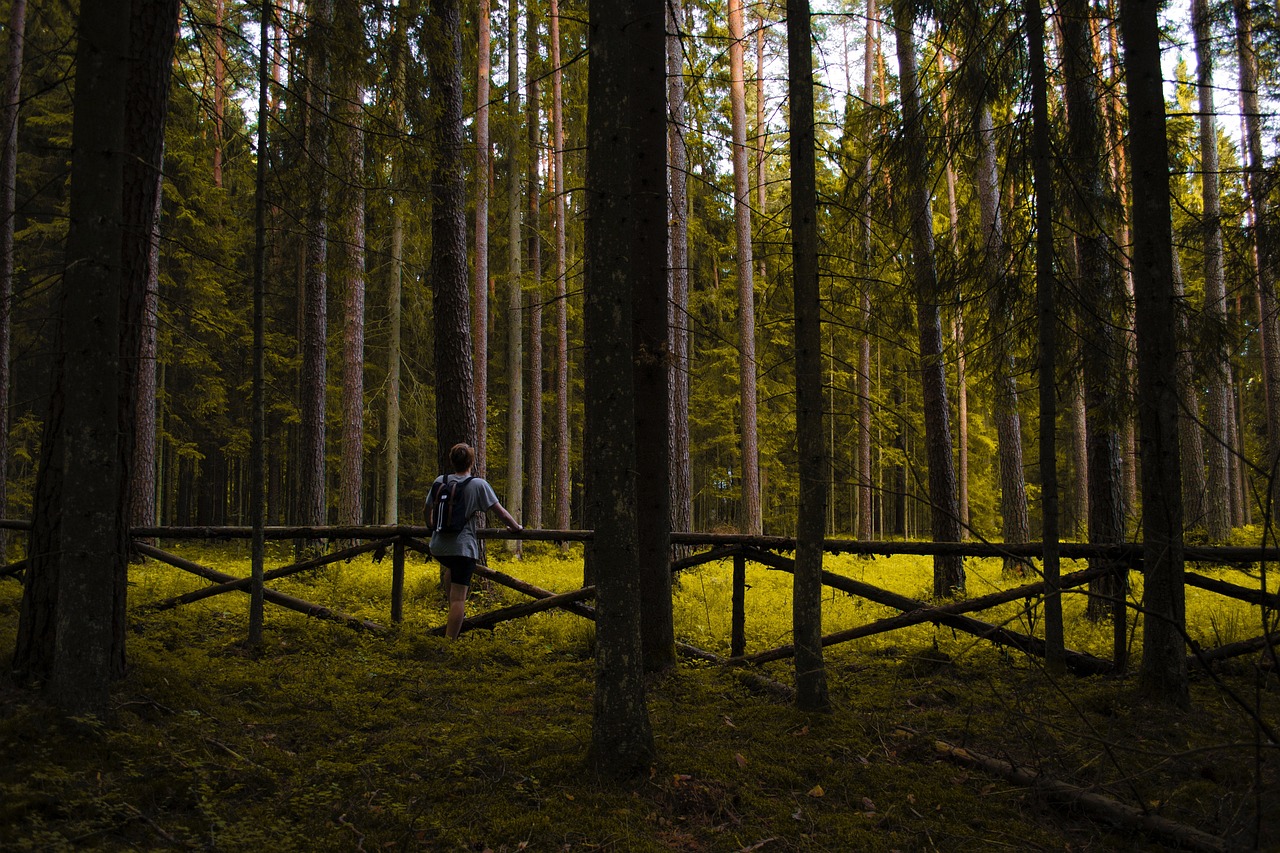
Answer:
[{"left": 489, "top": 501, "right": 522, "bottom": 532}]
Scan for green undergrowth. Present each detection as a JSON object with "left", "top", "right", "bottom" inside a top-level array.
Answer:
[{"left": 0, "top": 544, "right": 1276, "bottom": 850}]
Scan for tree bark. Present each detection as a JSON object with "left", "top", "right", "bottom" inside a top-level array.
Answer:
[
  {"left": 0, "top": 0, "right": 26, "bottom": 558},
  {"left": 668, "top": 0, "right": 692, "bottom": 540},
  {"left": 299, "top": 0, "right": 333, "bottom": 528},
  {"left": 891, "top": 0, "right": 964, "bottom": 595},
  {"left": 1061, "top": 0, "right": 1126, "bottom": 620},
  {"left": 1121, "top": 0, "right": 1189, "bottom": 707},
  {"left": 1191, "top": 0, "right": 1230, "bottom": 540},
  {"left": 383, "top": 0, "right": 408, "bottom": 524},
  {"left": 473, "top": 0, "right": 491, "bottom": 470},
  {"left": 584, "top": 0, "right": 656, "bottom": 776},
  {"left": 525, "top": 5, "right": 543, "bottom": 529},
  {"left": 857, "top": 0, "right": 877, "bottom": 542},
  {"left": 550, "top": 0, "right": 571, "bottom": 536},
  {"left": 506, "top": 0, "right": 523, "bottom": 552},
  {"left": 336, "top": 0, "right": 366, "bottom": 529},
  {"left": 730, "top": 0, "right": 761, "bottom": 534},
  {"left": 426, "top": 0, "right": 477, "bottom": 460},
  {"left": 788, "top": 0, "right": 830, "bottom": 711}
]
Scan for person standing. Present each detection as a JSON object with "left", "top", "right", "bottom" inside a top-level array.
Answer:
[{"left": 429, "top": 443, "right": 522, "bottom": 638}]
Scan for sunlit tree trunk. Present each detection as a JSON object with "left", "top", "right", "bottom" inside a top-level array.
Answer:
[
  {"left": 525, "top": 6, "right": 543, "bottom": 529},
  {"left": 506, "top": 0, "right": 523, "bottom": 551},
  {"left": 730, "top": 0, "right": 761, "bottom": 534},
  {"left": 789, "top": 0, "right": 829, "bottom": 711},
  {"left": 1191, "top": 0, "right": 1230, "bottom": 539},
  {"left": 427, "top": 0, "right": 477, "bottom": 461},
  {"left": 474, "top": 0, "right": 491, "bottom": 470},
  {"left": 1121, "top": 0, "right": 1188, "bottom": 707},
  {"left": 892, "top": 0, "right": 964, "bottom": 595},
  {"left": 1234, "top": 0, "right": 1280, "bottom": 506}
]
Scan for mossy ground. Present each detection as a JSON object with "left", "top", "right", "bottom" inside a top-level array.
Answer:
[{"left": 0, "top": 542, "right": 1275, "bottom": 850}]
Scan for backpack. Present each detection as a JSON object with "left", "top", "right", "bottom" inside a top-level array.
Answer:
[{"left": 425, "top": 476, "right": 475, "bottom": 534}]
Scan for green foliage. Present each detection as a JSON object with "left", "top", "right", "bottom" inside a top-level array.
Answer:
[{"left": 1, "top": 547, "right": 1276, "bottom": 849}]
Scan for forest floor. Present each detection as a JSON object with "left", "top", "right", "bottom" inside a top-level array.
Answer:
[{"left": 0, "top": 543, "right": 1276, "bottom": 851}]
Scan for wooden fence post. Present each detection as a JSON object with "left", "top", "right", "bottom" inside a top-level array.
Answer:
[
  {"left": 391, "top": 536, "right": 406, "bottom": 623},
  {"left": 1113, "top": 559, "right": 1130, "bottom": 672},
  {"left": 731, "top": 553, "right": 747, "bottom": 657}
]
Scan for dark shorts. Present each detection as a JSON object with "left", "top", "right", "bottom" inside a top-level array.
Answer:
[{"left": 437, "top": 555, "right": 476, "bottom": 588}]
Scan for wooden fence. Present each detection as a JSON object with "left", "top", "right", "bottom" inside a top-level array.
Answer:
[{"left": 0, "top": 520, "right": 1276, "bottom": 675}]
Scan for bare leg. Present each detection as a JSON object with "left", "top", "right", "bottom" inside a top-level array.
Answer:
[{"left": 445, "top": 582, "right": 470, "bottom": 639}]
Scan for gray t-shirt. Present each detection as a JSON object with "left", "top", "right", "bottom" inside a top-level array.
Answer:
[{"left": 428, "top": 474, "right": 500, "bottom": 560}]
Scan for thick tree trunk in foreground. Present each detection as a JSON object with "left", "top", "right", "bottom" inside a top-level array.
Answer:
[
  {"left": 15, "top": 0, "right": 177, "bottom": 715},
  {"left": 892, "top": 0, "right": 964, "bottom": 595},
  {"left": 585, "top": 0, "right": 656, "bottom": 777},
  {"left": 426, "top": 0, "right": 476, "bottom": 460},
  {"left": 1121, "top": 0, "right": 1189, "bottom": 707},
  {"left": 788, "top": 0, "right": 830, "bottom": 711}
]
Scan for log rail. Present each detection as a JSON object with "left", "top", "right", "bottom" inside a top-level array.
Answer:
[{"left": 0, "top": 519, "right": 1275, "bottom": 675}]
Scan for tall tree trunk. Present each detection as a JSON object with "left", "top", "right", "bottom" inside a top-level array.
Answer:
[
  {"left": 1234, "top": 0, "right": 1280, "bottom": 507},
  {"left": 250, "top": 0, "right": 272, "bottom": 643},
  {"left": 633, "top": 0, "right": 673, "bottom": 672},
  {"left": 788, "top": 0, "right": 830, "bottom": 711},
  {"left": 1061, "top": 0, "right": 1126, "bottom": 620},
  {"left": 474, "top": 0, "right": 491, "bottom": 470},
  {"left": 1121, "top": 0, "right": 1188, "bottom": 707},
  {"left": 551, "top": 0, "right": 571, "bottom": 536},
  {"left": 857, "top": 0, "right": 876, "bottom": 542},
  {"left": 668, "top": 0, "right": 692, "bottom": 539},
  {"left": 1192, "top": 0, "right": 1230, "bottom": 539},
  {"left": 585, "top": 0, "right": 656, "bottom": 777},
  {"left": 972, "top": 100, "right": 1030, "bottom": 569},
  {"left": 525, "top": 6, "right": 543, "bottom": 528},
  {"left": 937, "top": 52, "right": 967, "bottom": 539},
  {"left": 14, "top": 0, "right": 178, "bottom": 714},
  {"left": 506, "top": 0, "right": 523, "bottom": 551},
  {"left": 213, "top": 0, "right": 225, "bottom": 187},
  {"left": 299, "top": 0, "right": 333, "bottom": 528},
  {"left": 730, "top": 0, "right": 761, "bottom": 534},
  {"left": 384, "top": 0, "right": 408, "bottom": 524},
  {"left": 427, "top": 0, "right": 477, "bottom": 460},
  {"left": 337, "top": 87, "right": 365, "bottom": 527},
  {"left": 1026, "top": 0, "right": 1064, "bottom": 672},
  {"left": 892, "top": 0, "right": 964, "bottom": 595},
  {"left": 1171, "top": 246, "right": 1207, "bottom": 531},
  {"left": 0, "top": 0, "right": 24, "bottom": 557}
]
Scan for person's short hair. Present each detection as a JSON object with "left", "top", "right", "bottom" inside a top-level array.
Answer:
[{"left": 449, "top": 443, "right": 475, "bottom": 473}]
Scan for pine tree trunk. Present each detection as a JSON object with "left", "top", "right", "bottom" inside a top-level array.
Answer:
[
  {"left": 788, "top": 0, "right": 830, "bottom": 711},
  {"left": 1061, "top": 0, "right": 1126, "bottom": 619},
  {"left": 427, "top": 0, "right": 477, "bottom": 460},
  {"left": 473, "top": 0, "right": 491, "bottom": 470},
  {"left": 585, "top": 0, "right": 655, "bottom": 776},
  {"left": 551, "top": 0, "right": 571, "bottom": 536},
  {"left": 892, "top": 0, "right": 964, "bottom": 595},
  {"left": 668, "top": 0, "right": 692, "bottom": 541},
  {"left": 337, "top": 84, "right": 365, "bottom": 528},
  {"left": 505, "top": 0, "right": 523, "bottom": 551},
  {"left": 1234, "top": 0, "right": 1280, "bottom": 510},
  {"left": 857, "top": 0, "right": 876, "bottom": 542},
  {"left": 1191, "top": 0, "right": 1230, "bottom": 539},
  {"left": 1121, "top": 0, "right": 1189, "bottom": 707},
  {"left": 383, "top": 0, "right": 408, "bottom": 525},
  {"left": 1171, "top": 247, "right": 1207, "bottom": 533},
  {"left": 525, "top": 7, "right": 543, "bottom": 529},
  {"left": 0, "top": 0, "right": 25, "bottom": 557},
  {"left": 299, "top": 0, "right": 333, "bottom": 528},
  {"left": 730, "top": 0, "right": 761, "bottom": 534}
]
